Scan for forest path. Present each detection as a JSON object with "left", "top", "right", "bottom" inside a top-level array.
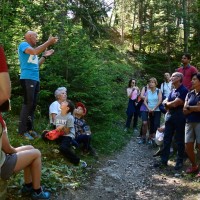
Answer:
[{"left": 56, "top": 135, "right": 200, "bottom": 200}]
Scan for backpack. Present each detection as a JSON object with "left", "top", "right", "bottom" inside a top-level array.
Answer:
[
  {"left": 44, "top": 129, "right": 64, "bottom": 140},
  {"left": 136, "top": 86, "right": 147, "bottom": 109}
]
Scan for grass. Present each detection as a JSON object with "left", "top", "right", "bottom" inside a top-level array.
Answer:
[{"left": 2, "top": 111, "right": 131, "bottom": 199}]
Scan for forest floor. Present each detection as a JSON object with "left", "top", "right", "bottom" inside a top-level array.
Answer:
[{"left": 55, "top": 133, "right": 200, "bottom": 200}]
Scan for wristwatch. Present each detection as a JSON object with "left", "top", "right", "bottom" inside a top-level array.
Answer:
[{"left": 42, "top": 56, "right": 47, "bottom": 59}]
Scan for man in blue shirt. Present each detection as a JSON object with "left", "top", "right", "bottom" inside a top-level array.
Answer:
[
  {"left": 154, "top": 72, "right": 188, "bottom": 170},
  {"left": 18, "top": 31, "right": 58, "bottom": 140},
  {"left": 183, "top": 73, "right": 200, "bottom": 175}
]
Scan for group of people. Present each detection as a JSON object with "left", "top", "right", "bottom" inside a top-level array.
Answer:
[
  {"left": 0, "top": 43, "right": 51, "bottom": 199},
  {"left": 125, "top": 53, "right": 200, "bottom": 173},
  {"left": 43, "top": 86, "right": 96, "bottom": 167},
  {"left": 1, "top": 28, "right": 200, "bottom": 199},
  {"left": 0, "top": 30, "right": 95, "bottom": 200}
]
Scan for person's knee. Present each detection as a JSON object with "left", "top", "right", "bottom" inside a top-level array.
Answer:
[
  {"left": 26, "top": 145, "right": 35, "bottom": 150},
  {"left": 60, "top": 145, "right": 69, "bottom": 152},
  {"left": 32, "top": 149, "right": 41, "bottom": 158}
]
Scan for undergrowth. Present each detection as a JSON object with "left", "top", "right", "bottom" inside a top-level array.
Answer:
[{"left": 3, "top": 111, "right": 132, "bottom": 199}]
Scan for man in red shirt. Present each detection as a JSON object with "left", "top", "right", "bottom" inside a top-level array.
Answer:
[
  {"left": 0, "top": 46, "right": 11, "bottom": 105},
  {"left": 177, "top": 53, "right": 198, "bottom": 90}
]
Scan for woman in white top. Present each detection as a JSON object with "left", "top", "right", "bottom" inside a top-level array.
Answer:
[
  {"left": 124, "top": 79, "right": 140, "bottom": 132},
  {"left": 160, "top": 73, "right": 172, "bottom": 99},
  {"left": 49, "top": 87, "right": 67, "bottom": 127}
]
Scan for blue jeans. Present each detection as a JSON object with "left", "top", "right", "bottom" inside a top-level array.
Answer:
[
  {"left": 75, "top": 134, "right": 91, "bottom": 151},
  {"left": 161, "top": 110, "right": 185, "bottom": 164},
  {"left": 59, "top": 136, "right": 80, "bottom": 165},
  {"left": 125, "top": 99, "right": 138, "bottom": 129},
  {"left": 18, "top": 79, "right": 39, "bottom": 134}
]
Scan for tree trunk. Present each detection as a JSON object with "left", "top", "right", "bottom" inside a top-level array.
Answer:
[
  {"left": 131, "top": 1, "right": 137, "bottom": 52},
  {"left": 183, "top": 0, "right": 188, "bottom": 52}
]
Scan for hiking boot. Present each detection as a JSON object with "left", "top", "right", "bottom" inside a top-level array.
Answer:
[
  {"left": 23, "top": 132, "right": 34, "bottom": 140},
  {"left": 21, "top": 185, "right": 33, "bottom": 196},
  {"left": 31, "top": 190, "right": 50, "bottom": 200},
  {"left": 29, "top": 130, "right": 40, "bottom": 138}
]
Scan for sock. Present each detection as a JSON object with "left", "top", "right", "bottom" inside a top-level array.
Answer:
[
  {"left": 25, "top": 182, "right": 32, "bottom": 188},
  {"left": 34, "top": 187, "right": 42, "bottom": 194}
]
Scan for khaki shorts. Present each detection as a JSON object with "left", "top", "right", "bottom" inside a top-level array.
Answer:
[
  {"left": 185, "top": 123, "right": 200, "bottom": 144},
  {"left": 1, "top": 153, "right": 17, "bottom": 180}
]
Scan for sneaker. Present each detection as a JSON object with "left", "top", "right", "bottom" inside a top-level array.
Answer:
[
  {"left": 21, "top": 185, "right": 33, "bottom": 196},
  {"left": 148, "top": 139, "right": 153, "bottom": 145},
  {"left": 174, "top": 162, "right": 183, "bottom": 170},
  {"left": 79, "top": 160, "right": 87, "bottom": 168},
  {"left": 186, "top": 165, "right": 199, "bottom": 174},
  {"left": 31, "top": 190, "right": 50, "bottom": 200},
  {"left": 195, "top": 172, "right": 200, "bottom": 178},
  {"left": 136, "top": 135, "right": 142, "bottom": 139},
  {"left": 23, "top": 132, "right": 34, "bottom": 140},
  {"left": 29, "top": 130, "right": 40, "bottom": 138},
  {"left": 138, "top": 138, "right": 146, "bottom": 144}
]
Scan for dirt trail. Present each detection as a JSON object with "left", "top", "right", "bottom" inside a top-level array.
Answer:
[{"left": 57, "top": 136, "right": 200, "bottom": 200}]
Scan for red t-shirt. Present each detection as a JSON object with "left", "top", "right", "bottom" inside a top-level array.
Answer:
[
  {"left": 0, "top": 46, "right": 8, "bottom": 73},
  {"left": 177, "top": 65, "right": 198, "bottom": 90},
  {"left": 0, "top": 46, "right": 8, "bottom": 127}
]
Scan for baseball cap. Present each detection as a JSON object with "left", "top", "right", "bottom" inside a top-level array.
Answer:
[{"left": 76, "top": 102, "right": 87, "bottom": 115}]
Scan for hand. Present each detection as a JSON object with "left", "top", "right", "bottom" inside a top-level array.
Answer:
[
  {"left": 158, "top": 127, "right": 164, "bottom": 132},
  {"left": 48, "top": 36, "right": 59, "bottom": 45},
  {"left": 43, "top": 49, "right": 54, "bottom": 57},
  {"left": 56, "top": 126, "right": 63, "bottom": 131},
  {"left": 162, "top": 99, "right": 168, "bottom": 105}
]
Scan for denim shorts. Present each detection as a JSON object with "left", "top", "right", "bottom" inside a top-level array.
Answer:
[
  {"left": 140, "top": 111, "right": 148, "bottom": 121},
  {"left": 185, "top": 123, "right": 200, "bottom": 143},
  {"left": 1, "top": 153, "right": 17, "bottom": 180}
]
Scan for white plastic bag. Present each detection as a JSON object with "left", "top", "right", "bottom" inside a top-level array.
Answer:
[{"left": 155, "top": 130, "right": 164, "bottom": 146}]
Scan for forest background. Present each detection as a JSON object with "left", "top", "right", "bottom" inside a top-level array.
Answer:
[{"left": 1, "top": 0, "right": 200, "bottom": 196}]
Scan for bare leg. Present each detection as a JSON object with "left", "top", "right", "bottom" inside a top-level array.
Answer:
[
  {"left": 142, "top": 121, "right": 148, "bottom": 138},
  {"left": 15, "top": 145, "right": 35, "bottom": 183},
  {"left": 15, "top": 145, "right": 34, "bottom": 152},
  {"left": 14, "top": 149, "right": 41, "bottom": 189},
  {"left": 185, "top": 142, "right": 196, "bottom": 166}
]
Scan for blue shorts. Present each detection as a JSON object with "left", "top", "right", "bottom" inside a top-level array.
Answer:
[{"left": 1, "top": 153, "right": 17, "bottom": 180}]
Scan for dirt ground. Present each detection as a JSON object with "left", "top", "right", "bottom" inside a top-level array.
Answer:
[{"left": 55, "top": 135, "right": 200, "bottom": 200}]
